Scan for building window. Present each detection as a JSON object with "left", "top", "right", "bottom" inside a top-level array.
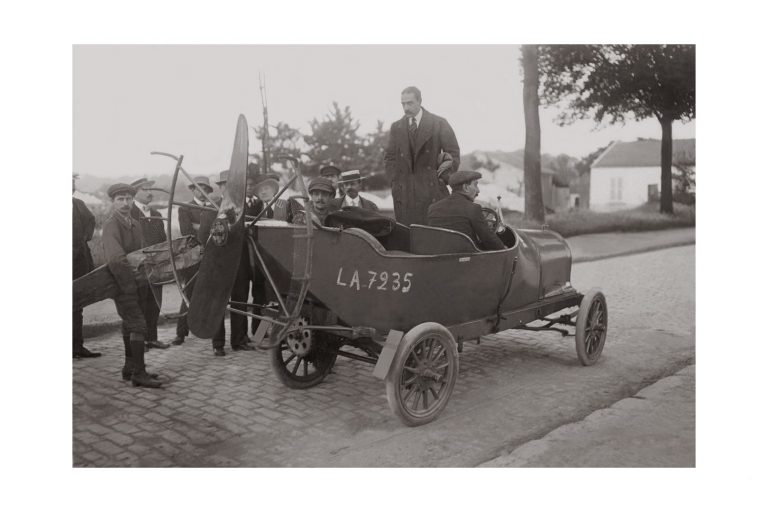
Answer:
[{"left": 610, "top": 177, "right": 623, "bottom": 201}]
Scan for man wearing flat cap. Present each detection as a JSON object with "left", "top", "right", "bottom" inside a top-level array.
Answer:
[
  {"left": 427, "top": 170, "right": 505, "bottom": 251},
  {"left": 332, "top": 169, "right": 379, "bottom": 212},
  {"left": 102, "top": 183, "right": 164, "bottom": 387},
  {"left": 385, "top": 86, "right": 460, "bottom": 226},
  {"left": 73, "top": 173, "right": 100, "bottom": 359},
  {"left": 301, "top": 177, "right": 340, "bottom": 225},
  {"left": 129, "top": 178, "right": 170, "bottom": 351},
  {"left": 319, "top": 165, "right": 342, "bottom": 198}
]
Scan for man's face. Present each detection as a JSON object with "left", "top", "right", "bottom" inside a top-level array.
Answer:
[
  {"left": 464, "top": 179, "right": 480, "bottom": 200},
  {"left": 218, "top": 183, "right": 227, "bottom": 196},
  {"left": 112, "top": 193, "right": 134, "bottom": 215},
  {"left": 135, "top": 187, "right": 152, "bottom": 205},
  {"left": 245, "top": 177, "right": 257, "bottom": 198},
  {"left": 193, "top": 187, "right": 208, "bottom": 202},
  {"left": 310, "top": 190, "right": 332, "bottom": 213},
  {"left": 401, "top": 92, "right": 421, "bottom": 117},
  {"left": 344, "top": 179, "right": 361, "bottom": 198},
  {"left": 256, "top": 183, "right": 276, "bottom": 202}
]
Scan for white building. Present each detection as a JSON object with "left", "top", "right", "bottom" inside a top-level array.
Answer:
[{"left": 590, "top": 139, "right": 695, "bottom": 211}]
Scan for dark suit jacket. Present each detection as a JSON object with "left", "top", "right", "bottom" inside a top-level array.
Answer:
[
  {"left": 73, "top": 197, "right": 95, "bottom": 279},
  {"left": 131, "top": 203, "right": 167, "bottom": 247},
  {"left": 331, "top": 195, "right": 379, "bottom": 212},
  {"left": 427, "top": 192, "right": 505, "bottom": 251},
  {"left": 179, "top": 199, "right": 219, "bottom": 243},
  {"left": 102, "top": 211, "right": 144, "bottom": 295},
  {"left": 384, "top": 108, "right": 460, "bottom": 226}
]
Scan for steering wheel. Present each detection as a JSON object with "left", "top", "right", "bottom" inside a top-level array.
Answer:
[{"left": 481, "top": 207, "right": 500, "bottom": 233}]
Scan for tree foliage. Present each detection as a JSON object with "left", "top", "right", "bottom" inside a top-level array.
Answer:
[
  {"left": 537, "top": 45, "right": 695, "bottom": 214},
  {"left": 250, "top": 121, "right": 305, "bottom": 171}
]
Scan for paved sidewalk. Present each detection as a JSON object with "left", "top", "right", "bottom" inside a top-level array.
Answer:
[
  {"left": 569, "top": 227, "right": 695, "bottom": 263},
  {"left": 481, "top": 365, "right": 695, "bottom": 467}
]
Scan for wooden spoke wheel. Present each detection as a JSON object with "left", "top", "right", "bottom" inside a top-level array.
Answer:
[
  {"left": 385, "top": 322, "right": 459, "bottom": 427},
  {"left": 270, "top": 317, "right": 337, "bottom": 389},
  {"left": 575, "top": 289, "right": 608, "bottom": 366}
]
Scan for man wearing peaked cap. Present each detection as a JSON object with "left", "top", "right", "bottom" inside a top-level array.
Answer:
[
  {"left": 102, "top": 181, "right": 164, "bottom": 387},
  {"left": 427, "top": 170, "right": 505, "bottom": 251},
  {"left": 129, "top": 178, "right": 170, "bottom": 351},
  {"left": 298, "top": 176, "right": 339, "bottom": 225},
  {"left": 319, "top": 165, "right": 342, "bottom": 198},
  {"left": 332, "top": 169, "right": 379, "bottom": 212}
]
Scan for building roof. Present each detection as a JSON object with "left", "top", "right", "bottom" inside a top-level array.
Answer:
[{"left": 593, "top": 139, "right": 695, "bottom": 168}]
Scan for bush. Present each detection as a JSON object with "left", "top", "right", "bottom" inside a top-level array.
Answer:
[{"left": 503, "top": 202, "right": 695, "bottom": 238}]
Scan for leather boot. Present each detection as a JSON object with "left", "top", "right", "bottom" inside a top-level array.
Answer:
[
  {"left": 121, "top": 335, "right": 133, "bottom": 380},
  {"left": 129, "top": 333, "right": 163, "bottom": 388}
]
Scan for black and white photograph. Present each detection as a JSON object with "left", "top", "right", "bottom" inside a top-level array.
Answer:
[
  {"left": 5, "top": 0, "right": 766, "bottom": 510},
  {"left": 70, "top": 42, "right": 697, "bottom": 468}
]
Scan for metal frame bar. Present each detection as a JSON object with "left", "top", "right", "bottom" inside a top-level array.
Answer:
[
  {"left": 245, "top": 237, "right": 289, "bottom": 316},
  {"left": 152, "top": 151, "right": 190, "bottom": 307}
]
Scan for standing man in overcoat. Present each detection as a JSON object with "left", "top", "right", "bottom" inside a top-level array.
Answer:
[
  {"left": 73, "top": 174, "right": 100, "bottom": 359},
  {"left": 384, "top": 86, "right": 460, "bottom": 226},
  {"left": 129, "top": 178, "right": 170, "bottom": 350}
]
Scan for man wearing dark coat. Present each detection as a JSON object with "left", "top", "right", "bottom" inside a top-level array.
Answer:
[
  {"left": 102, "top": 183, "right": 163, "bottom": 387},
  {"left": 130, "top": 178, "right": 170, "bottom": 350},
  {"left": 172, "top": 176, "right": 218, "bottom": 345},
  {"left": 384, "top": 86, "right": 460, "bottom": 226},
  {"left": 427, "top": 170, "right": 505, "bottom": 251},
  {"left": 72, "top": 175, "right": 100, "bottom": 358},
  {"left": 228, "top": 164, "right": 263, "bottom": 350}
]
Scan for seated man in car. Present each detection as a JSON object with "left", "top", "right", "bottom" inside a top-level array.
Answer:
[
  {"left": 292, "top": 176, "right": 340, "bottom": 226},
  {"left": 427, "top": 170, "right": 505, "bottom": 251}
]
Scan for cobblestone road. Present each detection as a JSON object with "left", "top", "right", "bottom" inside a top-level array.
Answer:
[{"left": 73, "top": 245, "right": 694, "bottom": 467}]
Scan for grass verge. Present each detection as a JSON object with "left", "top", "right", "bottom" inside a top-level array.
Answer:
[{"left": 503, "top": 202, "right": 695, "bottom": 238}]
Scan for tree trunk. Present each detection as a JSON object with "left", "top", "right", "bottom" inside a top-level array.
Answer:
[
  {"left": 659, "top": 116, "right": 674, "bottom": 214},
  {"left": 522, "top": 45, "right": 545, "bottom": 223}
]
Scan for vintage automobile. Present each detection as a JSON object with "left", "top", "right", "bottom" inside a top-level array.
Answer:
[{"left": 76, "top": 115, "right": 607, "bottom": 427}]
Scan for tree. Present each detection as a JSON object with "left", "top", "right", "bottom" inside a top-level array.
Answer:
[
  {"left": 250, "top": 121, "right": 305, "bottom": 172},
  {"left": 521, "top": 45, "right": 546, "bottom": 223},
  {"left": 303, "top": 102, "right": 365, "bottom": 176},
  {"left": 538, "top": 44, "right": 695, "bottom": 214},
  {"left": 359, "top": 120, "right": 390, "bottom": 190}
]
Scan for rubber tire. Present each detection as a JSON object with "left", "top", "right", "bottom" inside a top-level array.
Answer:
[
  {"left": 270, "top": 334, "right": 337, "bottom": 390},
  {"left": 385, "top": 322, "right": 459, "bottom": 427},
  {"left": 575, "top": 289, "right": 608, "bottom": 366}
]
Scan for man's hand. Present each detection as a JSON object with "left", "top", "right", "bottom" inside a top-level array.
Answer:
[{"left": 437, "top": 153, "right": 454, "bottom": 184}]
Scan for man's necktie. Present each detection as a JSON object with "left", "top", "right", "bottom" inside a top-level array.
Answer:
[{"left": 408, "top": 117, "right": 418, "bottom": 145}]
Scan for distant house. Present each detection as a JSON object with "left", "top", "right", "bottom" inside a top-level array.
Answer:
[
  {"left": 590, "top": 138, "right": 695, "bottom": 211},
  {"left": 462, "top": 150, "right": 571, "bottom": 213}
]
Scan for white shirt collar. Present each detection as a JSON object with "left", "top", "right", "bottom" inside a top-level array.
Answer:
[
  {"left": 411, "top": 108, "right": 423, "bottom": 127},
  {"left": 343, "top": 195, "right": 360, "bottom": 208},
  {"left": 134, "top": 200, "right": 151, "bottom": 213},
  {"left": 193, "top": 196, "right": 206, "bottom": 207}
]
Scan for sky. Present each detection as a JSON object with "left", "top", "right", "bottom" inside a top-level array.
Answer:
[{"left": 73, "top": 45, "right": 696, "bottom": 178}]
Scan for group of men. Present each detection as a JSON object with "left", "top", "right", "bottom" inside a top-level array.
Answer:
[{"left": 73, "top": 84, "right": 505, "bottom": 388}]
